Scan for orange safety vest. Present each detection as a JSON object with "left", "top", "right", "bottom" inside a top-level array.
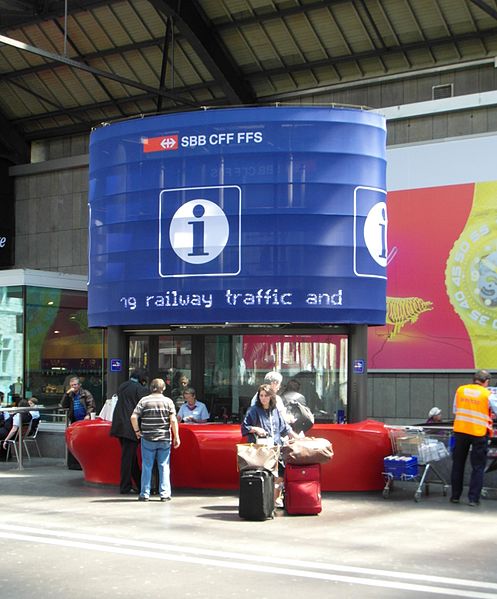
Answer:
[{"left": 453, "top": 384, "right": 492, "bottom": 437}]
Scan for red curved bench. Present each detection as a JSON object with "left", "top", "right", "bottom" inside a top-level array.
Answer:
[{"left": 66, "top": 419, "right": 391, "bottom": 491}]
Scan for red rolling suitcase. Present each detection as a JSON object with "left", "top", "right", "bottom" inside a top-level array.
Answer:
[{"left": 284, "top": 463, "right": 322, "bottom": 515}]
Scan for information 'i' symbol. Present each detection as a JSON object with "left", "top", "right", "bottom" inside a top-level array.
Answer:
[
  {"left": 364, "top": 201, "right": 388, "bottom": 267},
  {"left": 379, "top": 206, "right": 387, "bottom": 260},
  {"left": 188, "top": 204, "right": 209, "bottom": 256},
  {"left": 169, "top": 199, "right": 230, "bottom": 265}
]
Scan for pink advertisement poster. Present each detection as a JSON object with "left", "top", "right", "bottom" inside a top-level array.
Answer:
[{"left": 368, "top": 183, "right": 477, "bottom": 369}]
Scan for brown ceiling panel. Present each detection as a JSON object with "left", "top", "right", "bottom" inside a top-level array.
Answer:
[{"left": 0, "top": 0, "right": 495, "bottom": 156}]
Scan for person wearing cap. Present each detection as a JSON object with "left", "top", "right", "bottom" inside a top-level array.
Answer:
[
  {"left": 426, "top": 407, "right": 442, "bottom": 424},
  {"left": 450, "top": 370, "right": 497, "bottom": 507}
]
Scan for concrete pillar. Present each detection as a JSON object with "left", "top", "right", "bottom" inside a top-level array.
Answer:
[
  {"left": 0, "top": 159, "right": 15, "bottom": 268},
  {"left": 347, "top": 324, "right": 368, "bottom": 423},
  {"left": 106, "top": 326, "right": 126, "bottom": 397}
]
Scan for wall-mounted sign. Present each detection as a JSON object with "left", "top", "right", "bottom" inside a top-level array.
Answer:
[
  {"left": 353, "top": 359, "right": 365, "bottom": 374},
  {"left": 0, "top": 232, "right": 14, "bottom": 269},
  {"left": 88, "top": 107, "right": 387, "bottom": 327},
  {"left": 110, "top": 359, "right": 122, "bottom": 372}
]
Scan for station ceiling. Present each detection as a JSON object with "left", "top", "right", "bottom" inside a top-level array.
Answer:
[{"left": 1, "top": 0, "right": 497, "bottom": 163}]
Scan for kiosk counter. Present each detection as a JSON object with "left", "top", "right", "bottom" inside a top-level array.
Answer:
[{"left": 66, "top": 419, "right": 391, "bottom": 491}]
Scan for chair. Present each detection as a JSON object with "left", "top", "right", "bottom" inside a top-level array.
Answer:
[
  {"left": 24, "top": 418, "right": 41, "bottom": 459},
  {"left": 5, "top": 422, "right": 31, "bottom": 463}
]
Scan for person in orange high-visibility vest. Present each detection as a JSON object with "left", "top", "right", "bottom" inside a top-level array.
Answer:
[{"left": 450, "top": 370, "right": 497, "bottom": 506}]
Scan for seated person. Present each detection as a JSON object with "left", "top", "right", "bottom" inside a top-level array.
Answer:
[
  {"left": 0, "top": 409, "right": 13, "bottom": 441},
  {"left": 2, "top": 399, "right": 32, "bottom": 451},
  {"left": 177, "top": 388, "right": 209, "bottom": 423},
  {"left": 426, "top": 407, "right": 442, "bottom": 424},
  {"left": 28, "top": 397, "right": 40, "bottom": 420}
]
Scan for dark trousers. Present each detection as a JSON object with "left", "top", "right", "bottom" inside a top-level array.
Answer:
[
  {"left": 67, "top": 450, "right": 82, "bottom": 470},
  {"left": 119, "top": 437, "right": 141, "bottom": 493},
  {"left": 0, "top": 424, "right": 12, "bottom": 441},
  {"left": 0, "top": 425, "right": 11, "bottom": 458},
  {"left": 451, "top": 432, "right": 488, "bottom": 502}
]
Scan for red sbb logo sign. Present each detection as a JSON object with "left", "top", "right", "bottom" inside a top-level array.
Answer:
[{"left": 143, "top": 134, "right": 178, "bottom": 153}]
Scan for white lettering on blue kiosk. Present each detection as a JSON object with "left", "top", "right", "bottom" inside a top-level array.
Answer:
[
  {"left": 353, "top": 186, "right": 387, "bottom": 279},
  {"left": 159, "top": 185, "right": 241, "bottom": 278}
]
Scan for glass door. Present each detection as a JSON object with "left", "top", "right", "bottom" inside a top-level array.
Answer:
[
  {"left": 128, "top": 332, "right": 346, "bottom": 424},
  {"left": 204, "top": 333, "right": 347, "bottom": 423},
  {"left": 128, "top": 334, "right": 193, "bottom": 407},
  {"left": 157, "top": 336, "right": 192, "bottom": 407},
  {"left": 128, "top": 335, "right": 149, "bottom": 375}
]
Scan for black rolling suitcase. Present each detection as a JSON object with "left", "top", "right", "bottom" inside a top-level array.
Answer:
[{"left": 239, "top": 469, "right": 274, "bottom": 520}]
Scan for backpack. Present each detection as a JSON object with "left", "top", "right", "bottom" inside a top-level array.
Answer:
[{"left": 285, "top": 400, "right": 314, "bottom": 434}]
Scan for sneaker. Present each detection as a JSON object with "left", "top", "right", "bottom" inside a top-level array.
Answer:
[
  {"left": 449, "top": 498, "right": 460, "bottom": 504},
  {"left": 138, "top": 495, "right": 149, "bottom": 502},
  {"left": 467, "top": 500, "right": 480, "bottom": 507},
  {"left": 160, "top": 496, "right": 171, "bottom": 502}
]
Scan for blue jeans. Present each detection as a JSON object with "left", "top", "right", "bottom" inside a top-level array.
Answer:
[{"left": 140, "top": 438, "right": 172, "bottom": 499}]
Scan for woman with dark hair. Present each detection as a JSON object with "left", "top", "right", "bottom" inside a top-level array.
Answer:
[{"left": 241, "top": 384, "right": 295, "bottom": 507}]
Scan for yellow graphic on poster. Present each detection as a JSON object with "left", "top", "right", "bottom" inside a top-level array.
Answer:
[
  {"left": 385, "top": 296, "right": 433, "bottom": 338},
  {"left": 445, "top": 181, "right": 497, "bottom": 368}
]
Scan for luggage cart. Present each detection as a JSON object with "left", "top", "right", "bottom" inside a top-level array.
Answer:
[
  {"left": 481, "top": 437, "right": 497, "bottom": 499},
  {"left": 382, "top": 426, "right": 450, "bottom": 502}
]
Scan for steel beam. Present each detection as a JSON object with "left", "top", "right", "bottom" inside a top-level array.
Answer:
[
  {"left": 0, "top": 0, "right": 110, "bottom": 30},
  {"left": 469, "top": 0, "right": 497, "bottom": 21},
  {"left": 253, "top": 25, "right": 497, "bottom": 78},
  {"left": 148, "top": 0, "right": 255, "bottom": 105},
  {"left": 0, "top": 33, "right": 197, "bottom": 107},
  {"left": 157, "top": 17, "right": 173, "bottom": 113}
]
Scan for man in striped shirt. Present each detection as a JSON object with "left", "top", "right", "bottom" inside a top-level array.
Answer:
[{"left": 131, "top": 378, "right": 180, "bottom": 502}]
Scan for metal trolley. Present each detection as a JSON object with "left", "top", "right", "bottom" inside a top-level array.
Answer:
[
  {"left": 482, "top": 437, "right": 497, "bottom": 499},
  {"left": 382, "top": 426, "right": 450, "bottom": 502}
]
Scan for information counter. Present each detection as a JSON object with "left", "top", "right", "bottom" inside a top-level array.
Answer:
[{"left": 66, "top": 419, "right": 391, "bottom": 491}]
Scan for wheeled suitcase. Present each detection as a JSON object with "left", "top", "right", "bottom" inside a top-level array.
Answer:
[
  {"left": 239, "top": 469, "right": 274, "bottom": 520},
  {"left": 284, "top": 463, "right": 322, "bottom": 515}
]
